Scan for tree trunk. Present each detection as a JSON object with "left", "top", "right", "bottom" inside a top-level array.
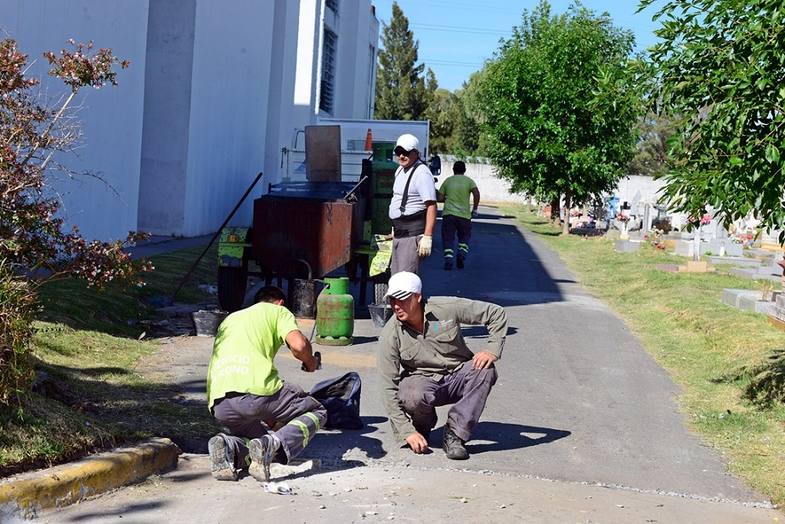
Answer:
[
  {"left": 562, "top": 192, "right": 571, "bottom": 235},
  {"left": 549, "top": 197, "right": 560, "bottom": 224}
]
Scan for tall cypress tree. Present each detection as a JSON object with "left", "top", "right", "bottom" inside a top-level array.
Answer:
[{"left": 374, "top": 2, "right": 431, "bottom": 121}]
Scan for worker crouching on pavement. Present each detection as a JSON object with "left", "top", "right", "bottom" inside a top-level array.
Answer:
[
  {"left": 388, "top": 133, "right": 437, "bottom": 275},
  {"left": 377, "top": 272, "right": 508, "bottom": 459},
  {"left": 206, "top": 286, "right": 324, "bottom": 482}
]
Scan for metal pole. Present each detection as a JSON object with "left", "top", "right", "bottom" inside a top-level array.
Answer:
[
  {"left": 343, "top": 175, "right": 369, "bottom": 202},
  {"left": 170, "top": 171, "right": 264, "bottom": 302}
]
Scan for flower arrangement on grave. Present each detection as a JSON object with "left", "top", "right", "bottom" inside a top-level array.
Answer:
[
  {"left": 615, "top": 212, "right": 630, "bottom": 222},
  {"left": 731, "top": 231, "right": 754, "bottom": 245},
  {"left": 649, "top": 229, "right": 667, "bottom": 250}
]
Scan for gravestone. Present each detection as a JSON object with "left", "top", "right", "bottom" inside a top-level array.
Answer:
[
  {"left": 615, "top": 240, "right": 641, "bottom": 253},
  {"left": 768, "top": 294, "right": 785, "bottom": 329}
]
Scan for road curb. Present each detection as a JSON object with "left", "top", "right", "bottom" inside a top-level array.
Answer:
[{"left": 0, "top": 437, "right": 180, "bottom": 517}]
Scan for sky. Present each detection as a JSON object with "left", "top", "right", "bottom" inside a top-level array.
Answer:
[{"left": 372, "top": 0, "right": 668, "bottom": 91}]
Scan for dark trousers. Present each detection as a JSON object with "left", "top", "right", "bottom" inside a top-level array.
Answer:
[
  {"left": 441, "top": 215, "right": 472, "bottom": 261},
  {"left": 398, "top": 363, "right": 497, "bottom": 442},
  {"left": 213, "top": 382, "right": 327, "bottom": 468}
]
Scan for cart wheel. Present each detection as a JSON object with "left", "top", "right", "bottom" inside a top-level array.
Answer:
[{"left": 218, "top": 266, "right": 248, "bottom": 312}]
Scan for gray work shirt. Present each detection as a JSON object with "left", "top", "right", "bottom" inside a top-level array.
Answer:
[
  {"left": 377, "top": 297, "right": 508, "bottom": 442},
  {"left": 388, "top": 161, "right": 437, "bottom": 219}
]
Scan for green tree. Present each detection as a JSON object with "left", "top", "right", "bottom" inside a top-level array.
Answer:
[
  {"left": 627, "top": 111, "right": 679, "bottom": 178},
  {"left": 426, "top": 88, "right": 460, "bottom": 154},
  {"left": 0, "top": 39, "right": 150, "bottom": 411},
  {"left": 374, "top": 2, "right": 433, "bottom": 121},
  {"left": 454, "top": 70, "right": 488, "bottom": 156},
  {"left": 478, "top": 1, "right": 643, "bottom": 233},
  {"left": 641, "top": 0, "right": 785, "bottom": 239}
]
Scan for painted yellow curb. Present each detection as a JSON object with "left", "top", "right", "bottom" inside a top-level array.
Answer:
[{"left": 0, "top": 437, "right": 180, "bottom": 516}]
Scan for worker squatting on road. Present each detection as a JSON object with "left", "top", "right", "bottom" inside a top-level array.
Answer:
[
  {"left": 377, "top": 271, "right": 508, "bottom": 460},
  {"left": 388, "top": 133, "right": 437, "bottom": 275},
  {"left": 438, "top": 160, "right": 481, "bottom": 271},
  {"left": 206, "top": 286, "right": 324, "bottom": 483}
]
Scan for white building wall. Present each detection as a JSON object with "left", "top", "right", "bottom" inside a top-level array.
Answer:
[
  {"left": 2, "top": 0, "right": 378, "bottom": 240},
  {"left": 323, "top": 0, "right": 379, "bottom": 119},
  {"left": 267, "top": 0, "right": 378, "bottom": 188},
  {"left": 614, "top": 175, "right": 666, "bottom": 210},
  {"left": 182, "top": 0, "right": 273, "bottom": 236},
  {"left": 137, "top": 0, "right": 195, "bottom": 236},
  {"left": 336, "top": 0, "right": 379, "bottom": 119},
  {"left": 0, "top": 0, "right": 149, "bottom": 241},
  {"left": 264, "top": 0, "right": 321, "bottom": 188}
]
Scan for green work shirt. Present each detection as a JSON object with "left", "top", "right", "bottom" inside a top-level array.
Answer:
[
  {"left": 206, "top": 302, "right": 299, "bottom": 411},
  {"left": 377, "top": 297, "right": 508, "bottom": 443},
  {"left": 439, "top": 174, "right": 477, "bottom": 219}
]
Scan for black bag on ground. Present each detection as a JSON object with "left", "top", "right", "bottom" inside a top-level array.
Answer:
[{"left": 309, "top": 372, "right": 363, "bottom": 429}]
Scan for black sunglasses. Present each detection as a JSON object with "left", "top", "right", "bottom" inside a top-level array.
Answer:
[{"left": 394, "top": 146, "right": 412, "bottom": 156}]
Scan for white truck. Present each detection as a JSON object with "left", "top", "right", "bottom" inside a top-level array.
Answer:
[{"left": 282, "top": 118, "right": 431, "bottom": 182}]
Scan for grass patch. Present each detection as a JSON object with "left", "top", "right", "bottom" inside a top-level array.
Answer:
[
  {"left": 1, "top": 243, "right": 221, "bottom": 476},
  {"left": 505, "top": 205, "right": 785, "bottom": 505}
]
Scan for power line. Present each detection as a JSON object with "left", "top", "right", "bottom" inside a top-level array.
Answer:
[
  {"left": 412, "top": 22, "right": 513, "bottom": 36},
  {"left": 398, "top": 0, "right": 522, "bottom": 16},
  {"left": 425, "top": 63, "right": 483, "bottom": 69},
  {"left": 427, "top": 59, "right": 485, "bottom": 66}
]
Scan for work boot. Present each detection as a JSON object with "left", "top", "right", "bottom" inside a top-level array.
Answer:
[
  {"left": 456, "top": 257, "right": 465, "bottom": 269},
  {"left": 442, "top": 427, "right": 469, "bottom": 460},
  {"left": 444, "top": 258, "right": 453, "bottom": 271},
  {"left": 208, "top": 434, "right": 239, "bottom": 481},
  {"left": 248, "top": 434, "right": 281, "bottom": 482}
]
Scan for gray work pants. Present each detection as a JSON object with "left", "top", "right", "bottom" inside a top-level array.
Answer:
[
  {"left": 212, "top": 382, "right": 326, "bottom": 468},
  {"left": 391, "top": 235, "right": 423, "bottom": 275},
  {"left": 397, "top": 363, "right": 497, "bottom": 442}
]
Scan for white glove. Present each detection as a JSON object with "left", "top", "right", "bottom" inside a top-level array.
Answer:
[{"left": 418, "top": 235, "right": 433, "bottom": 257}]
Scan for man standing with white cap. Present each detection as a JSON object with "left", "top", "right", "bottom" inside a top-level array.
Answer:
[
  {"left": 388, "top": 133, "right": 437, "bottom": 274},
  {"left": 377, "top": 271, "right": 508, "bottom": 460}
]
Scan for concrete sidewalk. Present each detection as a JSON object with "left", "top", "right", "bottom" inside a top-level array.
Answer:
[
  {"left": 37, "top": 454, "right": 782, "bottom": 523},
  {"left": 5, "top": 205, "right": 781, "bottom": 522},
  {"left": 127, "top": 234, "right": 213, "bottom": 259}
]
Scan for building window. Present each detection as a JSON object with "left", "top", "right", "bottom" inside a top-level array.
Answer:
[
  {"left": 320, "top": 29, "right": 337, "bottom": 114},
  {"left": 326, "top": 0, "right": 338, "bottom": 14}
]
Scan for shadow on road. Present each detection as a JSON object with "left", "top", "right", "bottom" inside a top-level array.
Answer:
[
  {"left": 461, "top": 325, "right": 519, "bottom": 338},
  {"left": 64, "top": 501, "right": 168, "bottom": 522},
  {"left": 282, "top": 416, "right": 389, "bottom": 480},
  {"left": 346, "top": 209, "right": 566, "bottom": 311},
  {"left": 453, "top": 421, "right": 571, "bottom": 454}
]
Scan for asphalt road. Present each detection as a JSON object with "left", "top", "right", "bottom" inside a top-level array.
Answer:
[{"left": 38, "top": 206, "right": 779, "bottom": 523}]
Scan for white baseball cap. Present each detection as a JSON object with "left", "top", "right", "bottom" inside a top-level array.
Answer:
[
  {"left": 384, "top": 271, "right": 422, "bottom": 300},
  {"left": 395, "top": 134, "right": 419, "bottom": 153}
]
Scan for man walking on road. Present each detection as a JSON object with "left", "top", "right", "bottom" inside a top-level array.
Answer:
[
  {"left": 377, "top": 272, "right": 507, "bottom": 459},
  {"left": 206, "top": 286, "right": 324, "bottom": 482},
  {"left": 438, "top": 160, "right": 480, "bottom": 270},
  {"left": 388, "top": 133, "right": 437, "bottom": 275}
]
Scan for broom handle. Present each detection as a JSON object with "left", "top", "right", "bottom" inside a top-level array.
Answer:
[{"left": 171, "top": 171, "right": 264, "bottom": 302}]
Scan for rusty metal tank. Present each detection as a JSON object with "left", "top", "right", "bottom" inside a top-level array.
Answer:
[{"left": 250, "top": 181, "right": 367, "bottom": 278}]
